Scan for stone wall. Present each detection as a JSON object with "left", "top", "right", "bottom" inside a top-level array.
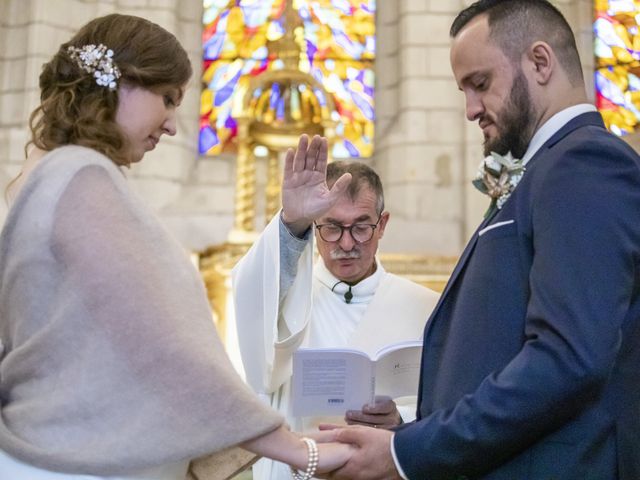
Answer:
[
  {"left": 0, "top": 0, "right": 597, "bottom": 256},
  {"left": 374, "top": 0, "right": 467, "bottom": 255},
  {"left": 0, "top": 0, "right": 231, "bottom": 250}
]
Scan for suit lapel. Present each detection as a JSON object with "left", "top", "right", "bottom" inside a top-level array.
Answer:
[
  {"left": 543, "top": 111, "right": 604, "bottom": 149},
  {"left": 422, "top": 206, "right": 499, "bottom": 342},
  {"left": 441, "top": 207, "right": 497, "bottom": 302},
  {"left": 522, "top": 112, "right": 605, "bottom": 172}
]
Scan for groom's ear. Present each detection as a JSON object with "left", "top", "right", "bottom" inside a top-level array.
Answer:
[{"left": 526, "top": 41, "right": 553, "bottom": 85}]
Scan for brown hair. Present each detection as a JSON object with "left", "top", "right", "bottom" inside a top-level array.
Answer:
[
  {"left": 28, "top": 13, "right": 192, "bottom": 166},
  {"left": 326, "top": 161, "right": 385, "bottom": 214}
]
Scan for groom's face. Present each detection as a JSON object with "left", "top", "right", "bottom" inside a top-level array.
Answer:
[
  {"left": 484, "top": 69, "right": 535, "bottom": 158},
  {"left": 450, "top": 15, "right": 537, "bottom": 158}
]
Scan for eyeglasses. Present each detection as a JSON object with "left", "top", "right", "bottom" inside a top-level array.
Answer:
[{"left": 315, "top": 216, "right": 382, "bottom": 244}]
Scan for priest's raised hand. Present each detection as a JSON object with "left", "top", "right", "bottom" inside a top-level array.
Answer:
[{"left": 281, "top": 134, "right": 352, "bottom": 236}]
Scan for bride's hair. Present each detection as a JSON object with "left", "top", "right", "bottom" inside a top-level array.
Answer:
[{"left": 26, "top": 13, "right": 192, "bottom": 167}]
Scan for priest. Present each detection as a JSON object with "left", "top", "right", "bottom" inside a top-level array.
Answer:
[{"left": 232, "top": 134, "right": 439, "bottom": 480}]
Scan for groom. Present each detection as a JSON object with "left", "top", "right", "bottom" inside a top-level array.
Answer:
[{"left": 324, "top": 1, "right": 640, "bottom": 478}]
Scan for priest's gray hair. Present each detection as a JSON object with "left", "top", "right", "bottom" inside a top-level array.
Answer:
[{"left": 326, "top": 161, "right": 385, "bottom": 215}]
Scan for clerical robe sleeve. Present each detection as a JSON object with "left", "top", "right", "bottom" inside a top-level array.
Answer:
[
  {"left": 278, "top": 215, "right": 311, "bottom": 306},
  {"left": 232, "top": 213, "right": 315, "bottom": 394}
]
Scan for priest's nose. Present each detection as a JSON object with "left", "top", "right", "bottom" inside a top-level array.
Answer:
[{"left": 338, "top": 230, "right": 357, "bottom": 251}]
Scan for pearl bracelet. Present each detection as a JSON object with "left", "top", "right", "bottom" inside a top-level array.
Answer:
[{"left": 290, "top": 437, "right": 319, "bottom": 480}]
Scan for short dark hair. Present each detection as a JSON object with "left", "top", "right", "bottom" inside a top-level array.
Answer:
[
  {"left": 450, "top": 0, "right": 583, "bottom": 85},
  {"left": 326, "top": 161, "right": 384, "bottom": 214}
]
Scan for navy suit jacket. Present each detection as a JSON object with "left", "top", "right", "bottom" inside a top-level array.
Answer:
[{"left": 394, "top": 112, "right": 640, "bottom": 479}]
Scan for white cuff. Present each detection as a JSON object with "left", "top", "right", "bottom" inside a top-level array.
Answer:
[{"left": 390, "top": 433, "right": 409, "bottom": 480}]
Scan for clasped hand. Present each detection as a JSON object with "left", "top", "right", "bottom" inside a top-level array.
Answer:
[
  {"left": 308, "top": 424, "right": 402, "bottom": 480},
  {"left": 305, "top": 396, "right": 404, "bottom": 479}
]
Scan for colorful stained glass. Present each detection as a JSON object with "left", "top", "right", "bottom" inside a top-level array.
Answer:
[
  {"left": 201, "top": 0, "right": 376, "bottom": 157},
  {"left": 594, "top": 0, "right": 640, "bottom": 136}
]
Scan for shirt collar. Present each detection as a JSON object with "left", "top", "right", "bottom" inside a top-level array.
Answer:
[
  {"left": 315, "top": 257, "right": 385, "bottom": 304},
  {"left": 522, "top": 103, "right": 597, "bottom": 166}
]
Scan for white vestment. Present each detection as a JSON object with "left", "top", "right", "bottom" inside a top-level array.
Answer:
[{"left": 232, "top": 214, "right": 439, "bottom": 480}]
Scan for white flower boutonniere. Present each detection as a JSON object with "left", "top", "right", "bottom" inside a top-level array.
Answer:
[{"left": 472, "top": 151, "right": 525, "bottom": 214}]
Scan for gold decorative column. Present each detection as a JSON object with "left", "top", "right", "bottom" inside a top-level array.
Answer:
[
  {"left": 228, "top": 123, "right": 258, "bottom": 245},
  {"left": 233, "top": 140, "right": 254, "bottom": 232},
  {"left": 265, "top": 149, "right": 281, "bottom": 223},
  {"left": 200, "top": 0, "right": 339, "bottom": 346}
]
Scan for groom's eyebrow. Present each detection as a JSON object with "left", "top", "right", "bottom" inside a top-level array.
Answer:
[{"left": 459, "top": 71, "right": 488, "bottom": 89}]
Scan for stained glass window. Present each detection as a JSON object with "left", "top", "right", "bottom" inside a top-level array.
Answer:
[
  {"left": 594, "top": 0, "right": 640, "bottom": 136},
  {"left": 200, "top": 0, "right": 376, "bottom": 158}
]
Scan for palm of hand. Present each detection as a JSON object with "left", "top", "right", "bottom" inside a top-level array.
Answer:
[
  {"left": 282, "top": 134, "right": 351, "bottom": 228},
  {"left": 282, "top": 168, "right": 335, "bottom": 223}
]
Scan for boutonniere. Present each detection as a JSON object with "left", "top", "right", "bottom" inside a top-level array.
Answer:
[{"left": 472, "top": 151, "right": 525, "bottom": 214}]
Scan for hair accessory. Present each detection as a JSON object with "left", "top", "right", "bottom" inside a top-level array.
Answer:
[
  {"left": 290, "top": 437, "right": 319, "bottom": 480},
  {"left": 67, "top": 43, "right": 121, "bottom": 90}
]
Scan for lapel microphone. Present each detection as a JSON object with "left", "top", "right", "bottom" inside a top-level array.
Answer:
[
  {"left": 331, "top": 281, "right": 353, "bottom": 304},
  {"left": 344, "top": 285, "right": 353, "bottom": 304}
]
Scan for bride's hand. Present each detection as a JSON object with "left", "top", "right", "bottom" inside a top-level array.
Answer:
[
  {"left": 241, "top": 425, "right": 354, "bottom": 476},
  {"left": 303, "top": 427, "right": 341, "bottom": 443},
  {"left": 315, "top": 441, "right": 355, "bottom": 474}
]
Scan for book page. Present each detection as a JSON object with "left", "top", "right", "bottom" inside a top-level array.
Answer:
[
  {"left": 373, "top": 339, "right": 423, "bottom": 360},
  {"left": 292, "top": 348, "right": 373, "bottom": 416},
  {"left": 374, "top": 343, "right": 422, "bottom": 399}
]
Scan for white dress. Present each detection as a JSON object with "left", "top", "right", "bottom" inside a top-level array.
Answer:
[{"left": 0, "top": 449, "right": 188, "bottom": 480}]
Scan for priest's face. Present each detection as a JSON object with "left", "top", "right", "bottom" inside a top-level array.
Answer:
[{"left": 315, "top": 186, "right": 389, "bottom": 285}]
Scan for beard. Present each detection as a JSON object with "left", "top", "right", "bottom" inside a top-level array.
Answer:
[{"left": 483, "top": 70, "right": 536, "bottom": 159}]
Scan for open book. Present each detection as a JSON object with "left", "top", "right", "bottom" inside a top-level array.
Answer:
[{"left": 291, "top": 340, "right": 422, "bottom": 416}]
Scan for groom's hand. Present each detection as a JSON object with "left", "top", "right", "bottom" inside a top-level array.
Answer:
[
  {"left": 345, "top": 395, "right": 402, "bottom": 429},
  {"left": 325, "top": 425, "right": 401, "bottom": 480}
]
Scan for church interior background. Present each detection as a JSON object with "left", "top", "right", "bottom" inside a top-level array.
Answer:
[{"left": 0, "top": 0, "right": 635, "bottom": 384}]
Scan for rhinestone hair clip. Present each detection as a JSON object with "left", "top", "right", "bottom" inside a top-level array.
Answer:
[{"left": 67, "top": 43, "right": 121, "bottom": 90}]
